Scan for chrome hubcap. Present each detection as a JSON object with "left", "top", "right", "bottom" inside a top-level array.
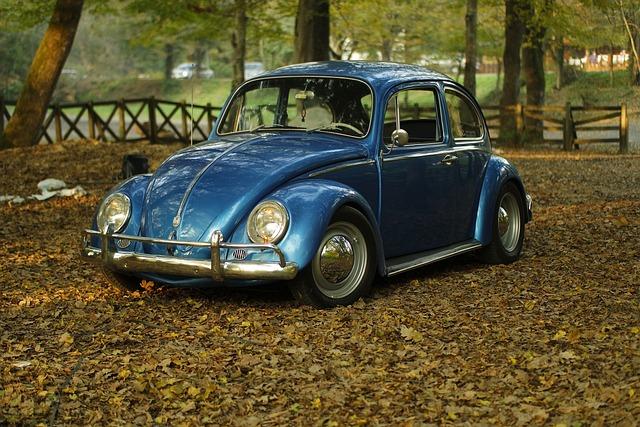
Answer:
[
  {"left": 498, "top": 192, "right": 521, "bottom": 253},
  {"left": 319, "top": 235, "right": 355, "bottom": 283},
  {"left": 312, "top": 222, "right": 367, "bottom": 299}
]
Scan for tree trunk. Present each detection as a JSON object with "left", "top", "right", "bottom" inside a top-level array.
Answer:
[
  {"left": 496, "top": 57, "right": 502, "bottom": 91},
  {"left": 231, "top": 0, "right": 247, "bottom": 90},
  {"left": 164, "top": 43, "right": 174, "bottom": 80},
  {"left": 381, "top": 39, "right": 392, "bottom": 61},
  {"left": 1, "top": 0, "right": 84, "bottom": 149},
  {"left": 609, "top": 44, "right": 614, "bottom": 87},
  {"left": 498, "top": 0, "right": 525, "bottom": 146},
  {"left": 463, "top": 0, "right": 478, "bottom": 95},
  {"left": 554, "top": 38, "right": 564, "bottom": 90},
  {"left": 294, "top": 0, "right": 330, "bottom": 63},
  {"left": 522, "top": 2, "right": 546, "bottom": 144}
]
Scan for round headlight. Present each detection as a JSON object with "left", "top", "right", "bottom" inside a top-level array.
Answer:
[
  {"left": 247, "top": 201, "right": 289, "bottom": 244},
  {"left": 97, "top": 193, "right": 131, "bottom": 233}
]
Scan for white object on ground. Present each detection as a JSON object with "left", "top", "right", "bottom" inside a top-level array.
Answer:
[
  {"left": 37, "top": 178, "right": 67, "bottom": 192},
  {"left": 0, "top": 195, "right": 25, "bottom": 204},
  {"left": 58, "top": 186, "right": 87, "bottom": 197}
]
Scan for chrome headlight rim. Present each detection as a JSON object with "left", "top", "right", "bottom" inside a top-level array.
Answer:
[
  {"left": 246, "top": 200, "right": 289, "bottom": 244},
  {"left": 97, "top": 192, "right": 131, "bottom": 233}
]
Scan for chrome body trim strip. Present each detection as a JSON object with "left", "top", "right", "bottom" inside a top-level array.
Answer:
[
  {"left": 82, "top": 229, "right": 298, "bottom": 281},
  {"left": 386, "top": 240, "right": 483, "bottom": 276},
  {"left": 382, "top": 146, "right": 484, "bottom": 163},
  {"left": 308, "top": 159, "right": 375, "bottom": 177}
]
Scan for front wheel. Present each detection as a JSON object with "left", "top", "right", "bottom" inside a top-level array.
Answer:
[
  {"left": 289, "top": 207, "right": 376, "bottom": 307},
  {"left": 479, "top": 182, "right": 525, "bottom": 264}
]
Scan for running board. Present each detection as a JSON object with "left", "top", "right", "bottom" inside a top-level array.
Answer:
[{"left": 385, "top": 240, "right": 483, "bottom": 277}]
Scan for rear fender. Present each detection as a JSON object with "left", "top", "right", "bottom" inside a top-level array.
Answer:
[{"left": 474, "top": 155, "right": 528, "bottom": 245}]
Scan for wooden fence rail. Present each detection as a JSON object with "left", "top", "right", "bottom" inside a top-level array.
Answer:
[
  {"left": 0, "top": 97, "right": 630, "bottom": 153},
  {"left": 483, "top": 102, "right": 629, "bottom": 153},
  {"left": 0, "top": 96, "right": 222, "bottom": 145}
]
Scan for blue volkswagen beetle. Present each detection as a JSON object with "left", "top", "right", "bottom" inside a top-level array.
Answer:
[{"left": 82, "top": 61, "right": 532, "bottom": 307}]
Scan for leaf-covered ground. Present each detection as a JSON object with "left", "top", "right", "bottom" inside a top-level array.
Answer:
[{"left": 1, "top": 141, "right": 639, "bottom": 425}]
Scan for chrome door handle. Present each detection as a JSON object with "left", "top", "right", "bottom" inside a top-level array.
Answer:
[{"left": 440, "top": 154, "right": 458, "bottom": 165}]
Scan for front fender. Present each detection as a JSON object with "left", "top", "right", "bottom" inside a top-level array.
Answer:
[
  {"left": 474, "top": 155, "right": 528, "bottom": 245},
  {"left": 228, "top": 179, "right": 385, "bottom": 275},
  {"left": 89, "top": 174, "right": 151, "bottom": 248}
]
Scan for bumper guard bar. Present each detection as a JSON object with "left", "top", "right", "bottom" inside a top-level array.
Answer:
[{"left": 81, "top": 226, "right": 298, "bottom": 281}]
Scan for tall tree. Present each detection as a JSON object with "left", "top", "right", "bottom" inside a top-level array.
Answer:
[
  {"left": 499, "top": 0, "right": 525, "bottom": 146},
  {"left": 463, "top": 0, "right": 478, "bottom": 95},
  {"left": 294, "top": 0, "right": 330, "bottom": 62},
  {"left": 2, "top": 0, "right": 84, "bottom": 149},
  {"left": 522, "top": 0, "right": 548, "bottom": 143},
  {"left": 232, "top": 0, "right": 247, "bottom": 89}
]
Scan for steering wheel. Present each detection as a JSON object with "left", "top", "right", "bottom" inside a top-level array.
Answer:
[{"left": 331, "top": 122, "right": 364, "bottom": 136}]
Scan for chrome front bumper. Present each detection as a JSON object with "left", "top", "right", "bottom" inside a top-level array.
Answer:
[{"left": 81, "top": 227, "right": 298, "bottom": 282}]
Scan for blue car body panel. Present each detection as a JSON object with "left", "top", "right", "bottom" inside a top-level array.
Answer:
[{"left": 90, "top": 61, "right": 529, "bottom": 286}]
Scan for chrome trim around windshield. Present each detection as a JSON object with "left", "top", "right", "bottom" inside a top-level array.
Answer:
[
  {"left": 216, "top": 75, "right": 375, "bottom": 140},
  {"left": 81, "top": 227, "right": 298, "bottom": 282}
]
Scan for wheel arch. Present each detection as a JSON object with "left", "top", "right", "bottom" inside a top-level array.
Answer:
[
  {"left": 474, "top": 156, "right": 528, "bottom": 245},
  {"left": 257, "top": 179, "right": 386, "bottom": 275}
]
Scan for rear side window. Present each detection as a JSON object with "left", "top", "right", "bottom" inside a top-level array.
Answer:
[{"left": 444, "top": 89, "right": 482, "bottom": 140}]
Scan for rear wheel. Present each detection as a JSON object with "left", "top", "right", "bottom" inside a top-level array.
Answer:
[
  {"left": 479, "top": 182, "right": 525, "bottom": 264},
  {"left": 102, "top": 267, "right": 142, "bottom": 292},
  {"left": 289, "top": 207, "right": 376, "bottom": 307}
]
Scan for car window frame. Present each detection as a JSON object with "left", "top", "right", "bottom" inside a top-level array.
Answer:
[
  {"left": 215, "top": 75, "right": 375, "bottom": 140},
  {"left": 380, "top": 82, "right": 447, "bottom": 151},
  {"left": 442, "top": 84, "right": 486, "bottom": 145}
]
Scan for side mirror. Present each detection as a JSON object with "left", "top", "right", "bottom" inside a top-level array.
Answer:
[{"left": 391, "top": 129, "right": 409, "bottom": 147}]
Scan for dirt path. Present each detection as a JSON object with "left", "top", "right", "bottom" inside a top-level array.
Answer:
[{"left": 1, "top": 142, "right": 639, "bottom": 425}]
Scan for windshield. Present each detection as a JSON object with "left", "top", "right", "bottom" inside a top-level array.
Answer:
[{"left": 217, "top": 77, "right": 373, "bottom": 138}]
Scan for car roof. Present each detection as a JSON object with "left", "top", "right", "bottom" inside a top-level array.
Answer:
[{"left": 262, "top": 61, "right": 455, "bottom": 94}]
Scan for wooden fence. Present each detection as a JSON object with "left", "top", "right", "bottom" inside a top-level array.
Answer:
[
  {"left": 0, "top": 97, "right": 630, "bottom": 153},
  {"left": 483, "top": 103, "right": 629, "bottom": 153},
  {"left": 0, "top": 97, "right": 222, "bottom": 145}
]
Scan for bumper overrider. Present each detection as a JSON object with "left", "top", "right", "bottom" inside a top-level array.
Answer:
[{"left": 81, "top": 225, "right": 298, "bottom": 282}]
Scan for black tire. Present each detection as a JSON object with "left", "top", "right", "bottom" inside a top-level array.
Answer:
[
  {"left": 289, "top": 206, "right": 377, "bottom": 308},
  {"left": 102, "top": 267, "right": 142, "bottom": 292},
  {"left": 479, "top": 181, "right": 525, "bottom": 264}
]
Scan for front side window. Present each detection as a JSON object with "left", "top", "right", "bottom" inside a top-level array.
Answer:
[
  {"left": 444, "top": 89, "right": 483, "bottom": 140},
  {"left": 383, "top": 88, "right": 441, "bottom": 145},
  {"left": 218, "top": 77, "right": 373, "bottom": 138}
]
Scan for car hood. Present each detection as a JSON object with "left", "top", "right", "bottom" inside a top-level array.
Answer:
[{"left": 140, "top": 133, "right": 367, "bottom": 251}]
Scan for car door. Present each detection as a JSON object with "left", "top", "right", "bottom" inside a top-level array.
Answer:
[
  {"left": 379, "top": 84, "right": 460, "bottom": 258},
  {"left": 442, "top": 85, "right": 491, "bottom": 243}
]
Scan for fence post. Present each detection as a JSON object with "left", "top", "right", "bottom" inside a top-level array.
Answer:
[
  {"left": 87, "top": 102, "right": 95, "bottom": 140},
  {"left": 148, "top": 97, "right": 158, "bottom": 144},
  {"left": 515, "top": 103, "right": 524, "bottom": 145},
  {"left": 181, "top": 100, "right": 189, "bottom": 143},
  {"left": 563, "top": 102, "right": 574, "bottom": 151},
  {"left": 54, "top": 104, "right": 63, "bottom": 143},
  {"left": 0, "top": 95, "right": 5, "bottom": 139},
  {"left": 206, "top": 102, "right": 213, "bottom": 135},
  {"left": 620, "top": 102, "right": 629, "bottom": 154},
  {"left": 118, "top": 99, "right": 126, "bottom": 141}
]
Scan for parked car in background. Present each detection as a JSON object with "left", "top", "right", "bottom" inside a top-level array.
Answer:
[
  {"left": 82, "top": 61, "right": 532, "bottom": 307},
  {"left": 244, "top": 61, "right": 265, "bottom": 79},
  {"left": 171, "top": 63, "right": 215, "bottom": 79}
]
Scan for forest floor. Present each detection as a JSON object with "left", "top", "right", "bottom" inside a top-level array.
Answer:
[{"left": 1, "top": 140, "right": 639, "bottom": 425}]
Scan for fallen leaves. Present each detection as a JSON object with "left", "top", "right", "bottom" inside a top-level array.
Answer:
[{"left": 1, "top": 143, "right": 640, "bottom": 424}]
